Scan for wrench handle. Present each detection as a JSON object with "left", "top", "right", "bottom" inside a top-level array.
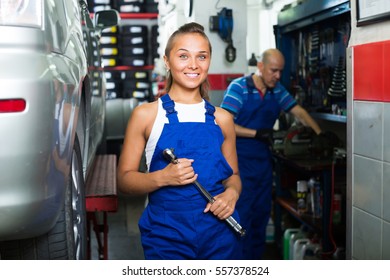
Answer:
[{"left": 163, "top": 148, "right": 246, "bottom": 237}]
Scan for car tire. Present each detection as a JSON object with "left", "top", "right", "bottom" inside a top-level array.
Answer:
[
  {"left": 66, "top": 134, "right": 87, "bottom": 260},
  {"left": 0, "top": 135, "right": 87, "bottom": 260}
]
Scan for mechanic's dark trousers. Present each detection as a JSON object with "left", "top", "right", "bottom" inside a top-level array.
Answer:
[{"left": 236, "top": 153, "right": 273, "bottom": 260}]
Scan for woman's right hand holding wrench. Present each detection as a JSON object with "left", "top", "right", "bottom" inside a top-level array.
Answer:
[{"left": 163, "top": 158, "right": 198, "bottom": 186}]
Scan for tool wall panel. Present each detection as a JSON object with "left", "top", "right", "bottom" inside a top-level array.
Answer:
[
  {"left": 275, "top": 0, "right": 350, "bottom": 119},
  {"left": 273, "top": 0, "right": 349, "bottom": 260}
]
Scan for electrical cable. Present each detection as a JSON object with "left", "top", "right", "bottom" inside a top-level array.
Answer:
[
  {"left": 215, "top": 0, "right": 222, "bottom": 10},
  {"left": 321, "top": 158, "right": 338, "bottom": 258}
]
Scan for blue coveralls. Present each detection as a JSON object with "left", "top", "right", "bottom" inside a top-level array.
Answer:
[
  {"left": 138, "top": 94, "right": 243, "bottom": 260},
  {"left": 234, "top": 76, "right": 282, "bottom": 259}
]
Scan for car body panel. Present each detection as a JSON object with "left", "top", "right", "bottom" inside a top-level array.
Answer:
[{"left": 0, "top": 0, "right": 116, "bottom": 240}]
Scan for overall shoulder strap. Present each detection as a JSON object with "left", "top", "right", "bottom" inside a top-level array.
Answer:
[
  {"left": 204, "top": 99, "right": 216, "bottom": 123},
  {"left": 161, "top": 94, "right": 179, "bottom": 123}
]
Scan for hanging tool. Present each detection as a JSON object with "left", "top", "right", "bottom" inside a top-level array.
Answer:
[
  {"left": 328, "top": 56, "right": 346, "bottom": 98},
  {"left": 209, "top": 7, "right": 236, "bottom": 62},
  {"left": 162, "top": 148, "right": 246, "bottom": 237}
]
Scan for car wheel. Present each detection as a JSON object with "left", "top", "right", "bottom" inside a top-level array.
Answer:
[
  {"left": 67, "top": 135, "right": 87, "bottom": 259},
  {"left": 0, "top": 135, "right": 87, "bottom": 260}
]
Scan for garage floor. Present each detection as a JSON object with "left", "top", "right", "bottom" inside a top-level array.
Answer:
[
  {"left": 89, "top": 192, "right": 282, "bottom": 260},
  {"left": 90, "top": 193, "right": 146, "bottom": 260}
]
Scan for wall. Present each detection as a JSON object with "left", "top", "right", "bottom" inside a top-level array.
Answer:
[
  {"left": 156, "top": 1, "right": 248, "bottom": 74},
  {"left": 156, "top": 0, "right": 248, "bottom": 105},
  {"left": 246, "top": 0, "right": 296, "bottom": 63},
  {"left": 347, "top": 0, "right": 390, "bottom": 259}
]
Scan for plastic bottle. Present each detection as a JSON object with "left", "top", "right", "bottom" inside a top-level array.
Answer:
[
  {"left": 302, "top": 243, "right": 321, "bottom": 260},
  {"left": 266, "top": 217, "right": 275, "bottom": 243},
  {"left": 289, "top": 231, "right": 305, "bottom": 260},
  {"left": 247, "top": 53, "right": 258, "bottom": 74},
  {"left": 283, "top": 228, "right": 300, "bottom": 260},
  {"left": 297, "top": 180, "right": 308, "bottom": 214},
  {"left": 333, "top": 194, "right": 342, "bottom": 225},
  {"left": 293, "top": 238, "right": 311, "bottom": 259},
  {"left": 308, "top": 177, "right": 322, "bottom": 218}
]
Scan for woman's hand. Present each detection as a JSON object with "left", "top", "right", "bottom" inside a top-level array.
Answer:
[
  {"left": 163, "top": 158, "right": 198, "bottom": 186},
  {"left": 203, "top": 187, "right": 239, "bottom": 220}
]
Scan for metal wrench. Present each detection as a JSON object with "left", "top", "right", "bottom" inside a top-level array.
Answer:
[{"left": 163, "top": 148, "right": 246, "bottom": 237}]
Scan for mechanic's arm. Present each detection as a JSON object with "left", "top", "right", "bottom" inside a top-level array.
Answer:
[
  {"left": 204, "top": 107, "right": 242, "bottom": 220},
  {"left": 221, "top": 110, "right": 257, "bottom": 138},
  {"left": 234, "top": 123, "right": 257, "bottom": 138},
  {"left": 290, "top": 104, "right": 322, "bottom": 135},
  {"left": 234, "top": 121, "right": 273, "bottom": 141}
]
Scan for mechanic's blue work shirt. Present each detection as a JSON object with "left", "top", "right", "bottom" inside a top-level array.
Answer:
[{"left": 221, "top": 75, "right": 297, "bottom": 126}]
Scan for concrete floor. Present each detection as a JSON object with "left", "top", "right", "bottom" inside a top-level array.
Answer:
[
  {"left": 89, "top": 192, "right": 282, "bottom": 260},
  {"left": 89, "top": 193, "right": 146, "bottom": 260}
]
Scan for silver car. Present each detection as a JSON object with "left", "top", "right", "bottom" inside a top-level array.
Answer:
[{"left": 0, "top": 0, "right": 119, "bottom": 259}]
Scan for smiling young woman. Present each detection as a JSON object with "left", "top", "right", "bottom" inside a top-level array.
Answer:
[
  {"left": 164, "top": 32, "right": 211, "bottom": 102},
  {"left": 117, "top": 22, "right": 243, "bottom": 260}
]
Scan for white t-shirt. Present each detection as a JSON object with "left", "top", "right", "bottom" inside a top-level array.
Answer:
[{"left": 145, "top": 98, "right": 208, "bottom": 170}]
